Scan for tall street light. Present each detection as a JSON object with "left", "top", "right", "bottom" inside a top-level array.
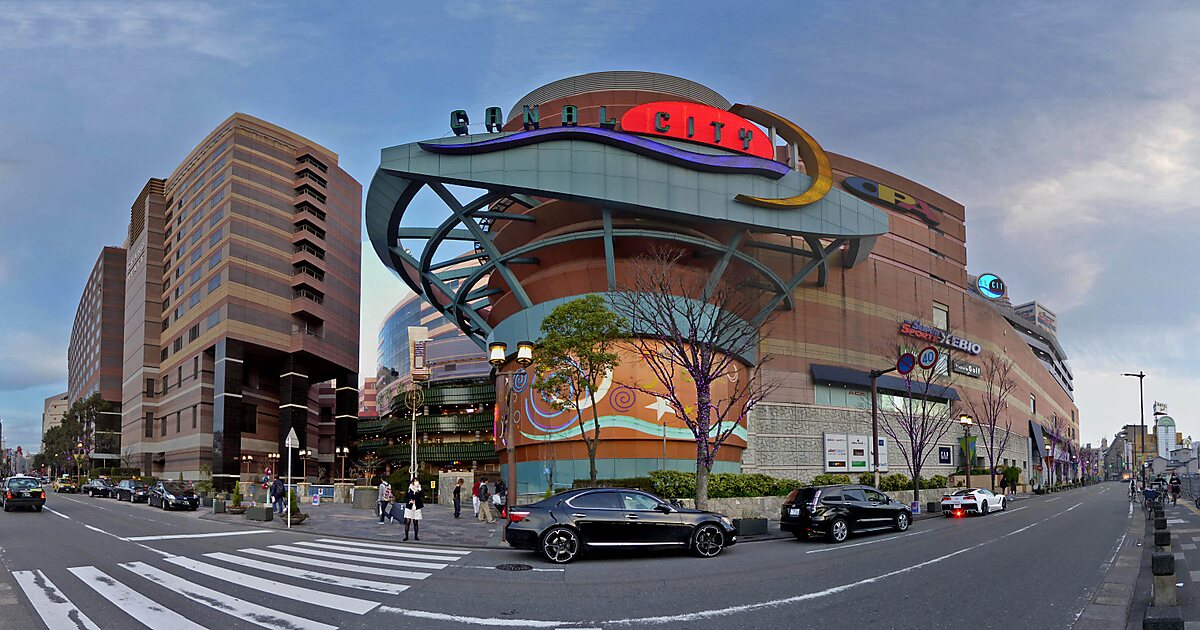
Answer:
[
  {"left": 489, "top": 339, "right": 535, "bottom": 522},
  {"left": 958, "top": 414, "right": 974, "bottom": 489},
  {"left": 1121, "top": 371, "right": 1146, "bottom": 484},
  {"left": 336, "top": 446, "right": 349, "bottom": 482}
]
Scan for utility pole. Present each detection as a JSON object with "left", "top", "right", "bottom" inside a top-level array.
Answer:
[{"left": 1122, "top": 372, "right": 1146, "bottom": 485}]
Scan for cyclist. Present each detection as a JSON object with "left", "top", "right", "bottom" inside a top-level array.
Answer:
[
  {"left": 1143, "top": 484, "right": 1160, "bottom": 515},
  {"left": 1170, "top": 473, "right": 1182, "bottom": 506}
]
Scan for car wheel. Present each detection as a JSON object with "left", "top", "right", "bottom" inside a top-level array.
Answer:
[
  {"left": 894, "top": 511, "right": 910, "bottom": 532},
  {"left": 692, "top": 523, "right": 726, "bottom": 558},
  {"left": 827, "top": 518, "right": 849, "bottom": 543},
  {"left": 2, "top": 504, "right": 9, "bottom": 512},
  {"left": 541, "top": 526, "right": 581, "bottom": 564},
  {"left": 980, "top": 500, "right": 988, "bottom": 515},
  {"left": 161, "top": 500, "right": 168, "bottom": 511},
  {"left": 792, "top": 531, "right": 806, "bottom": 540},
  {"left": 1001, "top": 498, "right": 1007, "bottom": 511},
  {"left": 34, "top": 506, "right": 42, "bottom": 512}
]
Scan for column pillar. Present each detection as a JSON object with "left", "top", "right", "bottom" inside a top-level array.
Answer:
[
  {"left": 211, "top": 339, "right": 244, "bottom": 492},
  {"left": 279, "top": 356, "right": 310, "bottom": 482},
  {"left": 335, "top": 373, "right": 359, "bottom": 467}
]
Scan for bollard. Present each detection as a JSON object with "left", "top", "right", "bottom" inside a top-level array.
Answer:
[
  {"left": 1154, "top": 529, "right": 1171, "bottom": 551},
  {"left": 1154, "top": 516, "right": 1167, "bottom": 531},
  {"left": 1151, "top": 552, "right": 1178, "bottom": 607}
]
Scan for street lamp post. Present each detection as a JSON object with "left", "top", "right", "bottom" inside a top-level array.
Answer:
[
  {"left": 870, "top": 366, "right": 899, "bottom": 488},
  {"left": 489, "top": 339, "right": 535, "bottom": 525},
  {"left": 75, "top": 441, "right": 83, "bottom": 483},
  {"left": 240, "top": 454, "right": 253, "bottom": 481},
  {"left": 959, "top": 414, "right": 974, "bottom": 489},
  {"left": 1121, "top": 371, "right": 1146, "bottom": 484},
  {"left": 298, "top": 449, "right": 310, "bottom": 481},
  {"left": 336, "top": 447, "right": 349, "bottom": 482}
]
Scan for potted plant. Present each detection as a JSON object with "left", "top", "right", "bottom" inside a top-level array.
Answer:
[
  {"left": 226, "top": 485, "right": 247, "bottom": 515},
  {"left": 283, "top": 489, "right": 307, "bottom": 525}
]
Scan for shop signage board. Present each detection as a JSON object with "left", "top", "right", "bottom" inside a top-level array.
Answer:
[
  {"left": 900, "top": 320, "right": 982, "bottom": 355},
  {"left": 825, "top": 433, "right": 888, "bottom": 472},
  {"left": 938, "top": 446, "right": 952, "bottom": 465},
  {"left": 952, "top": 359, "right": 982, "bottom": 378},
  {"left": 976, "top": 273, "right": 1006, "bottom": 300},
  {"left": 841, "top": 176, "right": 942, "bottom": 226}
]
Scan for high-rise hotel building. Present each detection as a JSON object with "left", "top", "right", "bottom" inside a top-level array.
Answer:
[
  {"left": 120, "top": 114, "right": 361, "bottom": 486},
  {"left": 67, "top": 246, "right": 127, "bottom": 465}
]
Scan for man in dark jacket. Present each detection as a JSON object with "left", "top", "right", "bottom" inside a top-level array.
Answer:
[{"left": 270, "top": 476, "right": 285, "bottom": 515}]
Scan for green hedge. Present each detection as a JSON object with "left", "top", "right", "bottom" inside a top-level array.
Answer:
[
  {"left": 571, "top": 477, "right": 658, "bottom": 493},
  {"left": 857, "top": 473, "right": 949, "bottom": 490},
  {"left": 647, "top": 471, "right": 797, "bottom": 499},
  {"left": 90, "top": 467, "right": 141, "bottom": 478},
  {"left": 813, "top": 474, "right": 852, "bottom": 486}
]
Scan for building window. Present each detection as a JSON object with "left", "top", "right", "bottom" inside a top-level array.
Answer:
[
  {"left": 1030, "top": 394, "right": 1037, "bottom": 416},
  {"left": 177, "top": 365, "right": 183, "bottom": 384},
  {"left": 933, "top": 302, "right": 949, "bottom": 330},
  {"left": 145, "top": 412, "right": 154, "bottom": 438},
  {"left": 161, "top": 347, "right": 169, "bottom": 361},
  {"left": 192, "top": 405, "right": 198, "bottom": 429},
  {"left": 207, "top": 275, "right": 221, "bottom": 294},
  {"left": 242, "top": 403, "right": 257, "bottom": 434},
  {"left": 145, "top": 378, "right": 155, "bottom": 398},
  {"left": 189, "top": 324, "right": 200, "bottom": 342},
  {"left": 161, "top": 415, "right": 167, "bottom": 436},
  {"left": 174, "top": 337, "right": 183, "bottom": 352},
  {"left": 162, "top": 374, "right": 169, "bottom": 395},
  {"left": 194, "top": 356, "right": 200, "bottom": 379},
  {"left": 176, "top": 412, "right": 181, "bottom": 433}
]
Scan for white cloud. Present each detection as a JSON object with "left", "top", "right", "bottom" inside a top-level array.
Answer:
[
  {"left": 0, "top": 2, "right": 272, "bottom": 64},
  {"left": 0, "top": 331, "right": 66, "bottom": 392}
]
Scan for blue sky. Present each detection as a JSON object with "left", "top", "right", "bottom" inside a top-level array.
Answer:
[{"left": 0, "top": 1, "right": 1197, "bottom": 453}]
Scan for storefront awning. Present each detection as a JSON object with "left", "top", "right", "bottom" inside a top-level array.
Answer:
[
  {"left": 1029, "top": 421, "right": 1047, "bottom": 459},
  {"left": 810, "top": 364, "right": 960, "bottom": 401}
]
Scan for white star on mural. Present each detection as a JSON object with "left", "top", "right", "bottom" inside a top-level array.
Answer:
[{"left": 645, "top": 396, "right": 676, "bottom": 421}]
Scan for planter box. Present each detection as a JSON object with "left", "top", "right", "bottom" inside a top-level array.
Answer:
[
  {"left": 212, "top": 499, "right": 226, "bottom": 513},
  {"left": 200, "top": 496, "right": 213, "bottom": 507},
  {"left": 927, "top": 501, "right": 941, "bottom": 513},
  {"left": 245, "top": 506, "right": 273, "bottom": 522},
  {"left": 282, "top": 513, "right": 308, "bottom": 525},
  {"left": 733, "top": 517, "right": 768, "bottom": 536},
  {"left": 353, "top": 487, "right": 379, "bottom": 510}
]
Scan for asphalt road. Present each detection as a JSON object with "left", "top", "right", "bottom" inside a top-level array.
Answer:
[{"left": 0, "top": 483, "right": 1132, "bottom": 629}]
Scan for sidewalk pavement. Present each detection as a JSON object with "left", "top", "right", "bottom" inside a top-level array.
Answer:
[
  {"left": 1123, "top": 496, "right": 1200, "bottom": 630},
  {"left": 1073, "top": 503, "right": 1142, "bottom": 630}
]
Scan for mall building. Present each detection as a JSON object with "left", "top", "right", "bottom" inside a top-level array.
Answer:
[
  {"left": 366, "top": 71, "right": 1079, "bottom": 493},
  {"left": 116, "top": 113, "right": 362, "bottom": 486}
]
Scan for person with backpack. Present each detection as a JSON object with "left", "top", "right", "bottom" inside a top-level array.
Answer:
[
  {"left": 403, "top": 478, "right": 424, "bottom": 541},
  {"left": 494, "top": 478, "right": 507, "bottom": 519},
  {"left": 377, "top": 479, "right": 394, "bottom": 525},
  {"left": 270, "top": 476, "right": 286, "bottom": 515},
  {"left": 476, "top": 476, "right": 495, "bottom": 523}
]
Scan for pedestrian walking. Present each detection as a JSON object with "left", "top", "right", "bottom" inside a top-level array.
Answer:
[
  {"left": 270, "top": 476, "right": 286, "bottom": 515},
  {"left": 453, "top": 478, "right": 464, "bottom": 518},
  {"left": 378, "top": 479, "right": 394, "bottom": 525},
  {"left": 404, "top": 478, "right": 424, "bottom": 541},
  {"left": 477, "top": 476, "right": 495, "bottom": 523},
  {"left": 1170, "top": 473, "right": 1182, "bottom": 506},
  {"left": 472, "top": 478, "right": 481, "bottom": 518},
  {"left": 999, "top": 476, "right": 1007, "bottom": 496},
  {"left": 494, "top": 478, "right": 507, "bottom": 519}
]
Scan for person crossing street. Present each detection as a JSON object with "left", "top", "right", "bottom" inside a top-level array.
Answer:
[{"left": 476, "top": 476, "right": 495, "bottom": 523}]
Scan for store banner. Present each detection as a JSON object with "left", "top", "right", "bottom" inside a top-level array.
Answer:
[
  {"left": 825, "top": 433, "right": 888, "bottom": 472},
  {"left": 959, "top": 436, "right": 976, "bottom": 463}
]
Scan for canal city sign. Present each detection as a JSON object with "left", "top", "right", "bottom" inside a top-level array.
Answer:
[
  {"left": 841, "top": 176, "right": 942, "bottom": 226},
  {"left": 899, "top": 320, "right": 982, "bottom": 355}
]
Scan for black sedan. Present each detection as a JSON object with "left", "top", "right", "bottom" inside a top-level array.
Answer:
[
  {"left": 780, "top": 484, "right": 912, "bottom": 543},
  {"left": 2, "top": 476, "right": 46, "bottom": 512},
  {"left": 505, "top": 487, "right": 737, "bottom": 564},
  {"left": 115, "top": 479, "right": 150, "bottom": 503},
  {"left": 148, "top": 481, "right": 199, "bottom": 511},
  {"left": 81, "top": 479, "right": 117, "bottom": 498}
]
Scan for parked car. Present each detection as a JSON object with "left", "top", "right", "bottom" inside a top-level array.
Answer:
[
  {"left": 2, "top": 476, "right": 46, "bottom": 512},
  {"left": 53, "top": 477, "right": 78, "bottom": 493},
  {"left": 780, "top": 484, "right": 912, "bottom": 543},
  {"left": 115, "top": 479, "right": 151, "bottom": 503},
  {"left": 81, "top": 478, "right": 117, "bottom": 498},
  {"left": 505, "top": 487, "right": 737, "bottom": 564},
  {"left": 940, "top": 488, "right": 1006, "bottom": 517},
  {"left": 148, "top": 481, "right": 198, "bottom": 511}
]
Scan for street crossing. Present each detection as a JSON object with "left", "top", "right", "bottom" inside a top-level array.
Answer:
[{"left": 12, "top": 536, "right": 471, "bottom": 629}]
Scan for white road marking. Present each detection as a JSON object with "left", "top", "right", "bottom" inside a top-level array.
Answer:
[
  {"left": 383, "top": 496, "right": 1091, "bottom": 627},
  {"left": 805, "top": 528, "right": 932, "bottom": 554},
  {"left": 992, "top": 506, "right": 1028, "bottom": 516},
  {"left": 125, "top": 530, "right": 274, "bottom": 542},
  {"left": 1045, "top": 497, "right": 1061, "bottom": 502},
  {"left": 317, "top": 537, "right": 471, "bottom": 555},
  {"left": 462, "top": 565, "right": 566, "bottom": 572},
  {"left": 163, "top": 556, "right": 379, "bottom": 614},
  {"left": 68, "top": 566, "right": 206, "bottom": 630},
  {"left": 239, "top": 547, "right": 432, "bottom": 580},
  {"left": 43, "top": 507, "right": 70, "bottom": 519},
  {"left": 206, "top": 551, "right": 411, "bottom": 594},
  {"left": 293, "top": 540, "right": 463, "bottom": 561},
  {"left": 267, "top": 544, "right": 448, "bottom": 570},
  {"left": 12, "top": 569, "right": 101, "bottom": 630},
  {"left": 121, "top": 561, "right": 336, "bottom": 630}
]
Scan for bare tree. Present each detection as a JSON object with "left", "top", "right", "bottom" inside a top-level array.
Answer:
[
  {"left": 119, "top": 446, "right": 141, "bottom": 473},
  {"left": 609, "top": 247, "right": 778, "bottom": 510},
  {"left": 1046, "top": 412, "right": 1068, "bottom": 486},
  {"left": 966, "top": 355, "right": 1017, "bottom": 492},
  {"left": 878, "top": 335, "right": 961, "bottom": 502}
]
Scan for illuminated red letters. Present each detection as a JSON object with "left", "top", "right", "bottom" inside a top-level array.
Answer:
[{"left": 621, "top": 102, "right": 775, "bottom": 159}]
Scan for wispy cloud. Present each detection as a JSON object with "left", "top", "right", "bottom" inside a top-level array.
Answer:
[
  {"left": 0, "top": 332, "right": 66, "bottom": 392},
  {"left": 0, "top": 1, "right": 273, "bottom": 64}
]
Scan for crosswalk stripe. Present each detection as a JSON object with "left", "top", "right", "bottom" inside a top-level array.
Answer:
[
  {"left": 205, "top": 552, "right": 410, "bottom": 595},
  {"left": 238, "top": 548, "right": 432, "bottom": 581},
  {"left": 317, "top": 537, "right": 472, "bottom": 555},
  {"left": 67, "top": 566, "right": 207, "bottom": 630},
  {"left": 267, "top": 544, "right": 448, "bottom": 570},
  {"left": 125, "top": 530, "right": 274, "bottom": 542},
  {"left": 120, "top": 562, "right": 336, "bottom": 630},
  {"left": 162, "top": 556, "right": 379, "bottom": 614},
  {"left": 293, "top": 540, "right": 463, "bottom": 561},
  {"left": 12, "top": 570, "right": 101, "bottom": 630}
]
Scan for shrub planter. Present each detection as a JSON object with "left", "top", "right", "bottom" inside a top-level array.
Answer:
[
  {"left": 200, "top": 496, "right": 213, "bottom": 508},
  {"left": 927, "top": 501, "right": 941, "bottom": 514},
  {"left": 283, "top": 513, "right": 308, "bottom": 526},
  {"left": 733, "top": 517, "right": 768, "bottom": 536},
  {"left": 353, "top": 487, "right": 379, "bottom": 510},
  {"left": 245, "top": 506, "right": 273, "bottom": 522},
  {"left": 212, "top": 499, "right": 226, "bottom": 514}
]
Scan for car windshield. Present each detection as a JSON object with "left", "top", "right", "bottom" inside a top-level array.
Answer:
[
  {"left": 7, "top": 478, "right": 38, "bottom": 490},
  {"left": 130, "top": 482, "right": 148, "bottom": 490},
  {"left": 162, "top": 482, "right": 189, "bottom": 494},
  {"left": 97, "top": 479, "right": 114, "bottom": 487}
]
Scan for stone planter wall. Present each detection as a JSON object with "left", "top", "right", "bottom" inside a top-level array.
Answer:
[
  {"left": 353, "top": 487, "right": 378, "bottom": 509},
  {"left": 245, "top": 506, "right": 273, "bottom": 522}
]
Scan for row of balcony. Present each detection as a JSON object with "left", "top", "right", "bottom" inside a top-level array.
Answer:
[
  {"left": 290, "top": 153, "right": 331, "bottom": 331},
  {"left": 356, "top": 412, "right": 494, "bottom": 437},
  {"left": 375, "top": 441, "right": 498, "bottom": 463},
  {"left": 383, "top": 383, "right": 497, "bottom": 413}
]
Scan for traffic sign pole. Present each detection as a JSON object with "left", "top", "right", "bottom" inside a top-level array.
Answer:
[{"left": 285, "top": 427, "right": 298, "bottom": 529}]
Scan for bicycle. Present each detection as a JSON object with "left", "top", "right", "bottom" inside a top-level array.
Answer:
[{"left": 1143, "top": 489, "right": 1160, "bottom": 518}]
